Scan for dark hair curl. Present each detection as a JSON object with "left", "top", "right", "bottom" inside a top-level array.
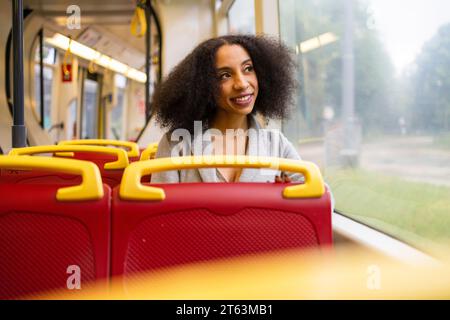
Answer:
[{"left": 152, "top": 35, "right": 297, "bottom": 132}]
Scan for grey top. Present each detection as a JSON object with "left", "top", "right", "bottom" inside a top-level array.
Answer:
[{"left": 150, "top": 115, "right": 304, "bottom": 183}]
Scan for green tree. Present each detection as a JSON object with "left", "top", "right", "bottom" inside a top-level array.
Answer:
[
  {"left": 280, "top": 0, "right": 397, "bottom": 138},
  {"left": 411, "top": 23, "right": 450, "bottom": 133}
]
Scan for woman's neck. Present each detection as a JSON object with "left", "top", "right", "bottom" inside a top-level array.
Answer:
[{"left": 211, "top": 110, "right": 249, "bottom": 134}]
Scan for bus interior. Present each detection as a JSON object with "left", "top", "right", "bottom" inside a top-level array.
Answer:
[{"left": 0, "top": 0, "right": 450, "bottom": 299}]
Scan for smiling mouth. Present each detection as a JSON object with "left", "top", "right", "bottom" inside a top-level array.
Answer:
[{"left": 231, "top": 94, "right": 254, "bottom": 105}]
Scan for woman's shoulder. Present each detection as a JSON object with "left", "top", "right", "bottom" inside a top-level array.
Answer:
[
  {"left": 155, "top": 130, "right": 195, "bottom": 158},
  {"left": 251, "top": 124, "right": 293, "bottom": 145},
  {"left": 248, "top": 115, "right": 291, "bottom": 140},
  {"left": 250, "top": 126, "right": 300, "bottom": 160},
  {"left": 154, "top": 131, "right": 178, "bottom": 158},
  {"left": 156, "top": 132, "right": 173, "bottom": 150}
]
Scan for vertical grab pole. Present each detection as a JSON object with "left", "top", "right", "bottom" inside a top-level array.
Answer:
[
  {"left": 39, "top": 29, "right": 45, "bottom": 128},
  {"left": 12, "top": 0, "right": 27, "bottom": 147},
  {"left": 145, "top": 0, "right": 152, "bottom": 123}
]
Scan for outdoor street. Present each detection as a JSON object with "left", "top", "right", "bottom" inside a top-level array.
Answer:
[{"left": 300, "top": 136, "right": 450, "bottom": 187}]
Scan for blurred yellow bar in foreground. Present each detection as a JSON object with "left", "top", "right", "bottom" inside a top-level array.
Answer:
[{"left": 37, "top": 246, "right": 450, "bottom": 300}]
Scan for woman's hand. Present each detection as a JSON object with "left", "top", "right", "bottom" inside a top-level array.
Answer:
[{"left": 274, "top": 172, "right": 291, "bottom": 183}]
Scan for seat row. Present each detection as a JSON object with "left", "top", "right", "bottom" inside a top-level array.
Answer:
[
  {"left": 0, "top": 140, "right": 332, "bottom": 299},
  {"left": 3, "top": 139, "right": 158, "bottom": 187}
]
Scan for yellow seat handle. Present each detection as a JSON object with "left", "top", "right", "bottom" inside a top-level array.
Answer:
[
  {"left": 139, "top": 143, "right": 158, "bottom": 161},
  {"left": 120, "top": 156, "right": 325, "bottom": 201},
  {"left": 9, "top": 145, "right": 129, "bottom": 170},
  {"left": 58, "top": 139, "right": 140, "bottom": 158},
  {"left": 0, "top": 155, "right": 104, "bottom": 201}
]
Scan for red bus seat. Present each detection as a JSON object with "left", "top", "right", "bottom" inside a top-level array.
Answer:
[
  {"left": 8, "top": 145, "right": 129, "bottom": 187},
  {"left": 139, "top": 143, "right": 158, "bottom": 161},
  {"left": 112, "top": 156, "right": 332, "bottom": 284},
  {"left": 0, "top": 156, "right": 111, "bottom": 299},
  {"left": 138, "top": 143, "right": 159, "bottom": 183},
  {"left": 58, "top": 139, "right": 140, "bottom": 162}
]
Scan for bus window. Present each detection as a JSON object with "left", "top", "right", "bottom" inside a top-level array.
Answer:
[
  {"left": 228, "top": 0, "right": 256, "bottom": 34},
  {"left": 279, "top": 0, "right": 450, "bottom": 254},
  {"left": 67, "top": 98, "right": 78, "bottom": 140},
  {"left": 33, "top": 45, "right": 56, "bottom": 130},
  {"left": 109, "top": 74, "right": 127, "bottom": 140},
  {"left": 81, "top": 71, "right": 100, "bottom": 139},
  {"left": 126, "top": 82, "right": 146, "bottom": 142}
]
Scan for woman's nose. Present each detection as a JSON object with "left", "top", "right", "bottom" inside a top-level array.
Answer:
[{"left": 233, "top": 74, "right": 249, "bottom": 90}]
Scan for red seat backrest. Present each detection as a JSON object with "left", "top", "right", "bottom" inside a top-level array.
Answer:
[
  {"left": 7, "top": 145, "right": 131, "bottom": 188},
  {"left": 58, "top": 151, "right": 135, "bottom": 187},
  {"left": 112, "top": 183, "right": 332, "bottom": 282},
  {"left": 0, "top": 165, "right": 122, "bottom": 188},
  {"left": 0, "top": 156, "right": 111, "bottom": 299},
  {"left": 0, "top": 168, "right": 82, "bottom": 185},
  {"left": 70, "top": 151, "right": 139, "bottom": 163}
]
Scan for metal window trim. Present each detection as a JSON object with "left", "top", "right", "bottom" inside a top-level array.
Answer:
[{"left": 332, "top": 212, "right": 440, "bottom": 267}]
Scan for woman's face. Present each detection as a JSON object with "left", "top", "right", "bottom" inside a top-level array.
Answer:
[{"left": 215, "top": 44, "right": 259, "bottom": 116}]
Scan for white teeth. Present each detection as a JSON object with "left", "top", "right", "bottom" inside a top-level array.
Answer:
[{"left": 235, "top": 95, "right": 251, "bottom": 102}]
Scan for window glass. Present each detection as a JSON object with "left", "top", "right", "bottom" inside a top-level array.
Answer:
[
  {"left": 81, "top": 77, "right": 99, "bottom": 139},
  {"left": 34, "top": 45, "right": 57, "bottom": 65},
  {"left": 109, "top": 74, "right": 127, "bottom": 140},
  {"left": 279, "top": 0, "right": 450, "bottom": 254},
  {"left": 34, "top": 64, "right": 54, "bottom": 130},
  {"left": 67, "top": 99, "right": 78, "bottom": 140},
  {"left": 228, "top": 0, "right": 256, "bottom": 34},
  {"left": 127, "top": 85, "right": 146, "bottom": 142}
]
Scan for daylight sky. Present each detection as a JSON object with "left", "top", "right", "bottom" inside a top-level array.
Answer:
[{"left": 368, "top": 0, "right": 450, "bottom": 74}]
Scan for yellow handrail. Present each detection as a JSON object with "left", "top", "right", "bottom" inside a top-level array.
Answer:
[
  {"left": 120, "top": 156, "right": 325, "bottom": 201},
  {"left": 58, "top": 139, "right": 140, "bottom": 158},
  {"left": 9, "top": 145, "right": 129, "bottom": 170},
  {"left": 130, "top": 0, "right": 147, "bottom": 37},
  {"left": 139, "top": 143, "right": 158, "bottom": 161},
  {"left": 0, "top": 155, "right": 104, "bottom": 201}
]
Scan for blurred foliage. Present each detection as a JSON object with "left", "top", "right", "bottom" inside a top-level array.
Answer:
[
  {"left": 411, "top": 23, "right": 450, "bottom": 134},
  {"left": 280, "top": 0, "right": 450, "bottom": 138},
  {"left": 280, "top": 0, "right": 450, "bottom": 254},
  {"left": 280, "top": 0, "right": 398, "bottom": 138}
]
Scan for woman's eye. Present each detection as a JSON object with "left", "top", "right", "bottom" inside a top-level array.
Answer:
[
  {"left": 244, "top": 65, "right": 254, "bottom": 72},
  {"left": 219, "top": 73, "right": 231, "bottom": 80}
]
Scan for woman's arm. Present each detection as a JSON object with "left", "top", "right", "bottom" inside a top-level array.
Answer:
[{"left": 279, "top": 133, "right": 304, "bottom": 182}]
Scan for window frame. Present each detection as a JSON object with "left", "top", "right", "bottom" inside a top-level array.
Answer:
[{"left": 32, "top": 29, "right": 58, "bottom": 130}]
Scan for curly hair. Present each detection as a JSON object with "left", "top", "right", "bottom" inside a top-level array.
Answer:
[{"left": 152, "top": 35, "right": 297, "bottom": 132}]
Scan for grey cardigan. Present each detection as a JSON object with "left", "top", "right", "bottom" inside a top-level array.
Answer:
[{"left": 150, "top": 115, "right": 304, "bottom": 183}]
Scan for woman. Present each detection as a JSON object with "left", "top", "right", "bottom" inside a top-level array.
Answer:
[{"left": 151, "top": 35, "right": 302, "bottom": 183}]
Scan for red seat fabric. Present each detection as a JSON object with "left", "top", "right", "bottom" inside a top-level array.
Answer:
[
  {"left": 0, "top": 154, "right": 125, "bottom": 187},
  {"left": 69, "top": 151, "right": 139, "bottom": 163},
  {"left": 0, "top": 168, "right": 82, "bottom": 185},
  {"left": 57, "top": 152, "right": 137, "bottom": 187},
  {"left": 112, "top": 183, "right": 332, "bottom": 281},
  {"left": 0, "top": 167, "right": 121, "bottom": 187},
  {"left": 0, "top": 183, "right": 111, "bottom": 299}
]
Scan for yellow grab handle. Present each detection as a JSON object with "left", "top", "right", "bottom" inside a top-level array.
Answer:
[
  {"left": 58, "top": 139, "right": 140, "bottom": 158},
  {"left": 130, "top": 2, "right": 147, "bottom": 37},
  {"left": 0, "top": 155, "right": 104, "bottom": 201},
  {"left": 139, "top": 143, "right": 158, "bottom": 161},
  {"left": 9, "top": 145, "right": 129, "bottom": 170},
  {"left": 120, "top": 156, "right": 325, "bottom": 201},
  {"left": 62, "top": 37, "right": 73, "bottom": 76}
]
